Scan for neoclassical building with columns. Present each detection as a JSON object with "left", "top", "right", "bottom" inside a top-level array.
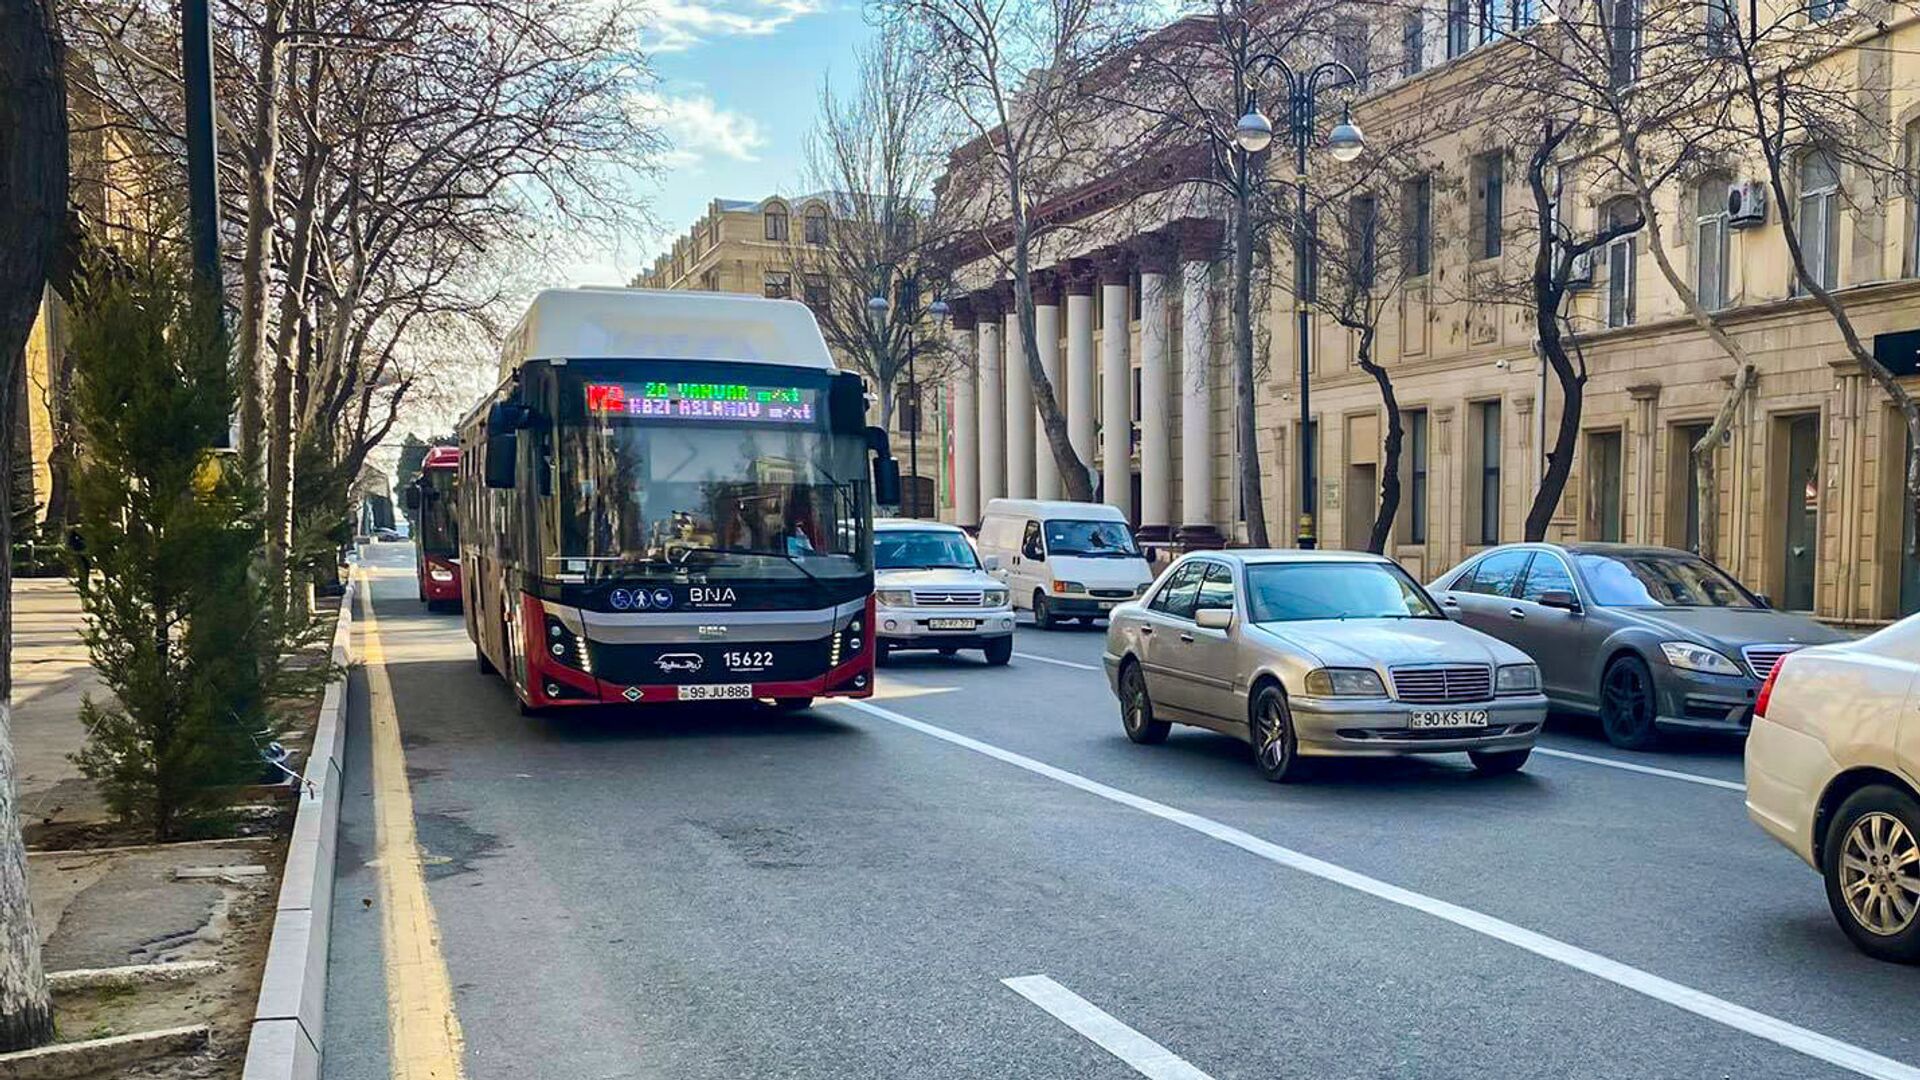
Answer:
[{"left": 933, "top": 6, "right": 1920, "bottom": 625}]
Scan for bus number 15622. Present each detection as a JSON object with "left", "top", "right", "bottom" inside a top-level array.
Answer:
[{"left": 724, "top": 650, "right": 774, "bottom": 672}]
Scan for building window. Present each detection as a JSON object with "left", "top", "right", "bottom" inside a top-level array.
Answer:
[
  {"left": 764, "top": 205, "right": 789, "bottom": 241},
  {"left": 1705, "top": 0, "right": 1734, "bottom": 50},
  {"left": 1512, "top": 0, "right": 1536, "bottom": 28},
  {"left": 1475, "top": 152, "right": 1504, "bottom": 259},
  {"left": 1695, "top": 176, "right": 1730, "bottom": 309},
  {"left": 1797, "top": 149, "right": 1841, "bottom": 291},
  {"left": 1334, "top": 20, "right": 1370, "bottom": 90},
  {"left": 1809, "top": 0, "right": 1846, "bottom": 20},
  {"left": 802, "top": 273, "right": 829, "bottom": 312},
  {"left": 1402, "top": 12, "right": 1425, "bottom": 76},
  {"left": 1670, "top": 421, "right": 1711, "bottom": 552},
  {"left": 1474, "top": 400, "right": 1502, "bottom": 545},
  {"left": 1477, "top": 0, "right": 1504, "bottom": 44},
  {"left": 1908, "top": 121, "right": 1920, "bottom": 276},
  {"left": 1406, "top": 408, "right": 1429, "bottom": 544},
  {"left": 1404, "top": 174, "right": 1433, "bottom": 275},
  {"left": 1447, "top": 0, "right": 1471, "bottom": 57},
  {"left": 1586, "top": 429, "right": 1624, "bottom": 541},
  {"left": 1602, "top": 197, "right": 1637, "bottom": 328},
  {"left": 804, "top": 206, "right": 828, "bottom": 245},
  {"left": 1605, "top": 0, "right": 1641, "bottom": 87},
  {"left": 1349, "top": 194, "right": 1378, "bottom": 289},
  {"left": 763, "top": 271, "right": 792, "bottom": 299}
]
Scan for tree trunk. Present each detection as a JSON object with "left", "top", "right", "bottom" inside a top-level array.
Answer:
[
  {"left": 0, "top": 0, "right": 65, "bottom": 1050},
  {"left": 1360, "top": 339, "right": 1402, "bottom": 554},
  {"left": 1231, "top": 177, "right": 1269, "bottom": 546},
  {"left": 244, "top": 0, "right": 290, "bottom": 605},
  {"left": 1010, "top": 219, "right": 1093, "bottom": 502}
]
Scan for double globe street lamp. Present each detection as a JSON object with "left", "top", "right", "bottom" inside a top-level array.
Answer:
[
  {"left": 1232, "top": 57, "right": 1364, "bottom": 550},
  {"left": 868, "top": 286, "right": 950, "bottom": 518}
]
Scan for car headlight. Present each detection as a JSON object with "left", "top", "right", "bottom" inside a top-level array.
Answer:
[
  {"left": 1051, "top": 580, "right": 1086, "bottom": 594},
  {"left": 1496, "top": 663, "right": 1540, "bottom": 694},
  {"left": 983, "top": 587, "right": 1009, "bottom": 607},
  {"left": 1659, "top": 641, "right": 1742, "bottom": 676},
  {"left": 1305, "top": 667, "right": 1388, "bottom": 697},
  {"left": 876, "top": 589, "right": 914, "bottom": 607}
]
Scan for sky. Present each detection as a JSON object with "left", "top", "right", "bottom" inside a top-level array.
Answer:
[{"left": 557, "top": 0, "right": 875, "bottom": 287}]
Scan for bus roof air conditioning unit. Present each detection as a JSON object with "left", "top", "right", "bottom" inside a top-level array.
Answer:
[
  {"left": 1566, "top": 249, "right": 1595, "bottom": 288},
  {"left": 1728, "top": 180, "right": 1768, "bottom": 228}
]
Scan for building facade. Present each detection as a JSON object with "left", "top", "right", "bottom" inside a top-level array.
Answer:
[
  {"left": 938, "top": 6, "right": 1920, "bottom": 624},
  {"left": 633, "top": 194, "right": 954, "bottom": 519}
]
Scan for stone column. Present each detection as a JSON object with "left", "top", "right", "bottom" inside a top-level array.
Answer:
[
  {"left": 1136, "top": 236, "right": 1174, "bottom": 542},
  {"left": 1065, "top": 261, "right": 1097, "bottom": 493},
  {"left": 1033, "top": 272, "right": 1063, "bottom": 500},
  {"left": 1178, "top": 224, "right": 1221, "bottom": 544},
  {"left": 1002, "top": 283, "right": 1035, "bottom": 499},
  {"left": 975, "top": 291, "right": 1006, "bottom": 507},
  {"left": 1098, "top": 251, "right": 1132, "bottom": 518},
  {"left": 949, "top": 299, "right": 980, "bottom": 526},
  {"left": 1628, "top": 383, "right": 1662, "bottom": 546}
]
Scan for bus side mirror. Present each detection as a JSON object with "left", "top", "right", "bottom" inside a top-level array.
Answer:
[
  {"left": 873, "top": 456, "right": 901, "bottom": 508},
  {"left": 403, "top": 486, "right": 421, "bottom": 511},
  {"left": 484, "top": 433, "right": 516, "bottom": 489}
]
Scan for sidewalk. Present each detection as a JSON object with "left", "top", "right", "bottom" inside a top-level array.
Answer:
[{"left": 14, "top": 579, "right": 108, "bottom": 845}]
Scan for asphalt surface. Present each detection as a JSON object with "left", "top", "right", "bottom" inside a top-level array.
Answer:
[{"left": 325, "top": 542, "right": 1920, "bottom": 1080}]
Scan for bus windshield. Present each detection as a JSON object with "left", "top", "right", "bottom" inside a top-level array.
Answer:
[
  {"left": 416, "top": 468, "right": 458, "bottom": 557},
  {"left": 558, "top": 417, "right": 870, "bottom": 583}
]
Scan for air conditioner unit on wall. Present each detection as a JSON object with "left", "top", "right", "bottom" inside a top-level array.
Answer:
[
  {"left": 1728, "top": 180, "right": 1768, "bottom": 228},
  {"left": 1566, "top": 249, "right": 1595, "bottom": 288}
]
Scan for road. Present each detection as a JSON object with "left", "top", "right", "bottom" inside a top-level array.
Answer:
[{"left": 325, "top": 542, "right": 1920, "bottom": 1080}]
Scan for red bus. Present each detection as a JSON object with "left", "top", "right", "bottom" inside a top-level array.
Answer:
[
  {"left": 404, "top": 445, "right": 463, "bottom": 610},
  {"left": 455, "top": 289, "right": 900, "bottom": 715}
]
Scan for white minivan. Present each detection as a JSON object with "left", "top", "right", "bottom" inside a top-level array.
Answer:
[{"left": 977, "top": 499, "right": 1156, "bottom": 629}]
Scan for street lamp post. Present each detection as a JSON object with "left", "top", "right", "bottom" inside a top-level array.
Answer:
[{"left": 1233, "top": 53, "right": 1364, "bottom": 550}]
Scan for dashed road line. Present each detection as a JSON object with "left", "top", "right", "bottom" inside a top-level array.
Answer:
[
  {"left": 1013, "top": 651, "right": 1103, "bottom": 672},
  {"left": 841, "top": 698, "right": 1918, "bottom": 1080},
  {"left": 1003, "top": 975, "right": 1214, "bottom": 1080},
  {"left": 1534, "top": 746, "right": 1745, "bottom": 791}
]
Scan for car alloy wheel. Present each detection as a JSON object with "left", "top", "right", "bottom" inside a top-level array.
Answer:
[
  {"left": 1250, "top": 685, "right": 1301, "bottom": 782},
  {"left": 1120, "top": 663, "right": 1168, "bottom": 745},
  {"left": 1838, "top": 811, "right": 1919, "bottom": 938},
  {"left": 1599, "top": 656, "right": 1659, "bottom": 750}
]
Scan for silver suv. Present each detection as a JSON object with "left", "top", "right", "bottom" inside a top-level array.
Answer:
[{"left": 873, "top": 520, "right": 1014, "bottom": 665}]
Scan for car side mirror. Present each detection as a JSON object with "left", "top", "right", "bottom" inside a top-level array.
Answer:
[
  {"left": 982, "top": 554, "right": 1001, "bottom": 572},
  {"left": 1754, "top": 592, "right": 1773, "bottom": 609},
  {"left": 1195, "top": 607, "right": 1233, "bottom": 630},
  {"left": 1536, "top": 590, "right": 1581, "bottom": 612}
]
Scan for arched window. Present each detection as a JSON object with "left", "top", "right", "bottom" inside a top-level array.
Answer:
[
  {"left": 1602, "top": 197, "right": 1638, "bottom": 327},
  {"left": 804, "top": 205, "right": 829, "bottom": 245},
  {"left": 1797, "top": 150, "right": 1840, "bottom": 290},
  {"left": 763, "top": 202, "right": 790, "bottom": 241},
  {"left": 1694, "top": 174, "right": 1731, "bottom": 310}
]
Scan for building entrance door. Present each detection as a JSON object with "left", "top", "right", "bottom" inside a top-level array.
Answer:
[{"left": 1783, "top": 414, "right": 1820, "bottom": 612}]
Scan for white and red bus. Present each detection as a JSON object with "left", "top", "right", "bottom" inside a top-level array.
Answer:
[
  {"left": 456, "top": 288, "right": 900, "bottom": 714},
  {"left": 404, "top": 445, "right": 463, "bottom": 609}
]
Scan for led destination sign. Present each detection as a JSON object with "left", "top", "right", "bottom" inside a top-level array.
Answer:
[{"left": 585, "top": 381, "right": 818, "bottom": 423}]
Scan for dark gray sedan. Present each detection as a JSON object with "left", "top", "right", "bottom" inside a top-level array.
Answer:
[{"left": 1429, "top": 543, "right": 1848, "bottom": 749}]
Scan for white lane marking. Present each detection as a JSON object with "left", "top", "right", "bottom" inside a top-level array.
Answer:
[
  {"left": 840, "top": 698, "right": 1920, "bottom": 1080},
  {"left": 1003, "top": 975, "right": 1214, "bottom": 1080},
  {"left": 1534, "top": 746, "right": 1745, "bottom": 792},
  {"left": 1014, "top": 651, "right": 1103, "bottom": 672}
]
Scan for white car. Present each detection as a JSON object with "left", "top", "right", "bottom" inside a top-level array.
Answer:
[
  {"left": 977, "top": 498, "right": 1155, "bottom": 629},
  {"left": 873, "top": 519, "right": 1014, "bottom": 665},
  {"left": 1746, "top": 613, "right": 1920, "bottom": 963}
]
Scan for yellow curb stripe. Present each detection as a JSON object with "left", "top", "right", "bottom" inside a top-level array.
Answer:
[{"left": 359, "top": 572, "right": 468, "bottom": 1079}]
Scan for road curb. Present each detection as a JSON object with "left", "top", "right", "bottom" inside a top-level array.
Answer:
[{"left": 241, "top": 579, "right": 357, "bottom": 1080}]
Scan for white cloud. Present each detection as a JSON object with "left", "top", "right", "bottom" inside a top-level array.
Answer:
[
  {"left": 641, "top": 0, "right": 824, "bottom": 52},
  {"left": 635, "top": 91, "right": 767, "bottom": 167}
]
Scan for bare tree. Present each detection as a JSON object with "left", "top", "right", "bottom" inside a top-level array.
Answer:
[
  {"left": 0, "top": 0, "right": 63, "bottom": 1049},
  {"left": 886, "top": 0, "right": 1142, "bottom": 501},
  {"left": 790, "top": 28, "right": 956, "bottom": 429}
]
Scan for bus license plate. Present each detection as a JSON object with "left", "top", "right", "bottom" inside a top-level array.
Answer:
[
  {"left": 679, "top": 684, "right": 754, "bottom": 702},
  {"left": 1407, "top": 709, "right": 1489, "bottom": 729},
  {"left": 928, "top": 618, "right": 975, "bottom": 630}
]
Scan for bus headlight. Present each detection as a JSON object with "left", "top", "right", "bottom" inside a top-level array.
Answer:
[{"left": 543, "top": 615, "right": 590, "bottom": 673}]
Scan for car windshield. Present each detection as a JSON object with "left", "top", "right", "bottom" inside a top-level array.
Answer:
[
  {"left": 876, "top": 529, "right": 979, "bottom": 570},
  {"left": 1575, "top": 552, "right": 1758, "bottom": 608},
  {"left": 1245, "top": 562, "right": 1444, "bottom": 622},
  {"left": 414, "top": 469, "right": 458, "bottom": 557},
  {"left": 557, "top": 416, "right": 870, "bottom": 583},
  {"left": 1046, "top": 519, "right": 1141, "bottom": 557}
]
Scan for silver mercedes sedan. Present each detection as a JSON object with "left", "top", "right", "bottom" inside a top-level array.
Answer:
[{"left": 1103, "top": 550, "right": 1549, "bottom": 781}]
